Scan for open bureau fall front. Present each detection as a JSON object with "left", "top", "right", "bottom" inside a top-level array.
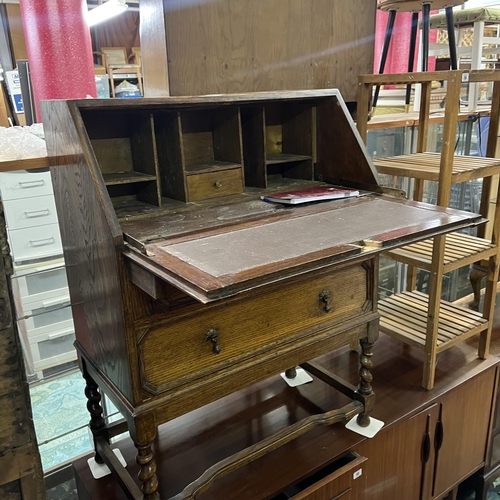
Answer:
[{"left": 42, "top": 90, "right": 484, "bottom": 500}]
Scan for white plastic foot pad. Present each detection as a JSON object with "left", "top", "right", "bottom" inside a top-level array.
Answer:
[
  {"left": 280, "top": 368, "right": 313, "bottom": 387},
  {"left": 88, "top": 448, "right": 127, "bottom": 479},
  {"left": 345, "top": 415, "right": 384, "bottom": 438}
]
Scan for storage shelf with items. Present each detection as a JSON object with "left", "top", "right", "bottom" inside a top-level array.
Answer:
[
  {"left": 357, "top": 69, "right": 500, "bottom": 390},
  {"left": 0, "top": 162, "right": 77, "bottom": 381}
]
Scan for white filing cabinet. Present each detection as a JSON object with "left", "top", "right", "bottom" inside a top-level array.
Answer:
[{"left": 0, "top": 170, "right": 76, "bottom": 380}]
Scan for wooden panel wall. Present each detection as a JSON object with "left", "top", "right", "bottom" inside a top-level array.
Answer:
[
  {"left": 94, "top": 11, "right": 140, "bottom": 55},
  {"left": 5, "top": 4, "right": 28, "bottom": 63},
  {"left": 141, "top": 0, "right": 377, "bottom": 102}
]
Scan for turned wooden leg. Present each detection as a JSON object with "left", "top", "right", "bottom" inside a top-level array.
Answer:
[
  {"left": 470, "top": 264, "right": 487, "bottom": 311},
  {"left": 130, "top": 414, "right": 160, "bottom": 500},
  {"left": 356, "top": 337, "right": 375, "bottom": 427},
  {"left": 285, "top": 367, "right": 297, "bottom": 379},
  {"left": 82, "top": 360, "right": 106, "bottom": 464}
]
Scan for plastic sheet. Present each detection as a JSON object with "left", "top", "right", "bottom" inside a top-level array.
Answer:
[{"left": 0, "top": 124, "right": 47, "bottom": 161}]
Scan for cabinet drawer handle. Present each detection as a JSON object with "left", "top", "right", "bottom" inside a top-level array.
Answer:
[
  {"left": 319, "top": 289, "right": 332, "bottom": 312},
  {"left": 205, "top": 327, "right": 221, "bottom": 354},
  {"left": 19, "top": 180, "right": 45, "bottom": 188},
  {"left": 214, "top": 181, "right": 223, "bottom": 188},
  {"left": 24, "top": 209, "right": 50, "bottom": 218},
  {"left": 29, "top": 237, "right": 55, "bottom": 247}
]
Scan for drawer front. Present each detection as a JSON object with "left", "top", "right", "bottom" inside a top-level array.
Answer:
[
  {"left": 15, "top": 266, "right": 69, "bottom": 309},
  {"left": 186, "top": 168, "right": 243, "bottom": 201},
  {"left": 290, "top": 454, "right": 366, "bottom": 500},
  {"left": 29, "top": 331, "right": 77, "bottom": 371},
  {"left": 3, "top": 195, "right": 59, "bottom": 230},
  {"left": 0, "top": 171, "right": 53, "bottom": 200},
  {"left": 8, "top": 223, "right": 63, "bottom": 262},
  {"left": 137, "top": 261, "right": 373, "bottom": 394},
  {"left": 22, "top": 305, "right": 74, "bottom": 340}
]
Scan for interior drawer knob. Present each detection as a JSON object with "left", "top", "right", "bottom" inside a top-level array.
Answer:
[
  {"left": 214, "top": 181, "right": 223, "bottom": 188},
  {"left": 205, "top": 327, "right": 221, "bottom": 354},
  {"left": 319, "top": 289, "right": 332, "bottom": 313}
]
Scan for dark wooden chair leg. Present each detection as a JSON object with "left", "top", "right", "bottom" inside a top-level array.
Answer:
[
  {"left": 373, "top": 9, "right": 397, "bottom": 109},
  {"left": 82, "top": 360, "right": 106, "bottom": 464},
  {"left": 445, "top": 6, "right": 458, "bottom": 70},
  {"left": 405, "top": 11, "right": 420, "bottom": 108},
  {"left": 470, "top": 264, "right": 487, "bottom": 311},
  {"left": 421, "top": 3, "right": 431, "bottom": 72}
]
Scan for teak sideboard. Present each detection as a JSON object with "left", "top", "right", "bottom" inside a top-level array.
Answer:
[{"left": 42, "top": 90, "right": 483, "bottom": 500}]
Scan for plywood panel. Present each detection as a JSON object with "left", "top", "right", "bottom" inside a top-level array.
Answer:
[
  {"left": 148, "top": 0, "right": 376, "bottom": 101},
  {"left": 95, "top": 11, "right": 140, "bottom": 54},
  {"left": 6, "top": 4, "right": 28, "bottom": 63}
]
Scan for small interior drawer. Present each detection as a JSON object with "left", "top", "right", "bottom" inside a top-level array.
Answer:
[
  {"left": 8, "top": 223, "right": 63, "bottom": 262},
  {"left": 3, "top": 194, "right": 59, "bottom": 230},
  {"left": 186, "top": 168, "right": 244, "bottom": 201},
  {"left": 0, "top": 171, "right": 53, "bottom": 201}
]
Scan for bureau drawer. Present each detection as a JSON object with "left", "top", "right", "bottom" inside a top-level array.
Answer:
[
  {"left": 186, "top": 168, "right": 243, "bottom": 201},
  {"left": 0, "top": 171, "right": 53, "bottom": 200},
  {"left": 3, "top": 194, "right": 59, "bottom": 230},
  {"left": 136, "top": 261, "right": 373, "bottom": 394},
  {"left": 8, "top": 223, "right": 63, "bottom": 262}
]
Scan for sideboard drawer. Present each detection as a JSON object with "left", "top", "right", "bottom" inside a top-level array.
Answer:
[
  {"left": 136, "top": 261, "right": 373, "bottom": 394},
  {"left": 186, "top": 168, "right": 244, "bottom": 201},
  {"left": 8, "top": 223, "right": 63, "bottom": 262},
  {"left": 3, "top": 194, "right": 59, "bottom": 230},
  {"left": 0, "top": 171, "right": 53, "bottom": 200},
  {"left": 286, "top": 453, "right": 367, "bottom": 500}
]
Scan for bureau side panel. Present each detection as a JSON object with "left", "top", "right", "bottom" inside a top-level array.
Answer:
[{"left": 43, "top": 100, "right": 134, "bottom": 403}]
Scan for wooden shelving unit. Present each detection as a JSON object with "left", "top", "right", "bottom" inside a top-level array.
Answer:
[{"left": 357, "top": 69, "right": 500, "bottom": 390}]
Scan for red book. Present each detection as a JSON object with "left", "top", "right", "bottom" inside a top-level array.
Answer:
[{"left": 261, "top": 185, "right": 359, "bottom": 205}]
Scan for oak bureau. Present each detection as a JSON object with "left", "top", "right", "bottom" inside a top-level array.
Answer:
[{"left": 42, "top": 90, "right": 482, "bottom": 500}]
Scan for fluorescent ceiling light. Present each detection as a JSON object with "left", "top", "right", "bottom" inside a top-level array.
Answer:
[{"left": 86, "top": 0, "right": 129, "bottom": 27}]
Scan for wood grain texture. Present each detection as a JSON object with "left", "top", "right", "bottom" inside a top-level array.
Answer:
[
  {"left": 136, "top": 262, "right": 371, "bottom": 394},
  {"left": 72, "top": 334, "right": 500, "bottom": 500},
  {"left": 42, "top": 100, "right": 137, "bottom": 403},
  {"left": 0, "top": 202, "right": 44, "bottom": 498},
  {"left": 5, "top": 4, "right": 28, "bottom": 62},
  {"left": 139, "top": 0, "right": 170, "bottom": 96},
  {"left": 142, "top": 0, "right": 377, "bottom": 100},
  {"left": 95, "top": 11, "right": 139, "bottom": 55},
  {"left": 432, "top": 368, "right": 496, "bottom": 498}
]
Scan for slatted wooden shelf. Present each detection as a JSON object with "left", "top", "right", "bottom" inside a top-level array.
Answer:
[
  {"left": 373, "top": 152, "right": 500, "bottom": 183},
  {"left": 379, "top": 290, "right": 488, "bottom": 353},
  {"left": 382, "top": 232, "right": 497, "bottom": 273}
]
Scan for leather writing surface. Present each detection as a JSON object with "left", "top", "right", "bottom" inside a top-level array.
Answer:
[{"left": 157, "top": 198, "right": 477, "bottom": 278}]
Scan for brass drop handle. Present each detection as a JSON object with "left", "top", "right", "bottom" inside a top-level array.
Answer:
[
  {"left": 205, "top": 327, "right": 221, "bottom": 354},
  {"left": 319, "top": 289, "right": 332, "bottom": 313},
  {"left": 214, "top": 181, "right": 223, "bottom": 188}
]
